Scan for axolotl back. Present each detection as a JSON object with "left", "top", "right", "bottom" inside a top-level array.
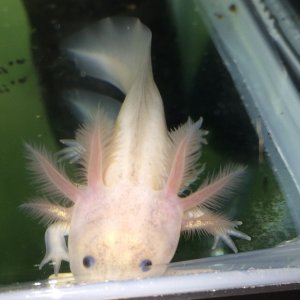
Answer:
[{"left": 22, "top": 17, "right": 250, "bottom": 282}]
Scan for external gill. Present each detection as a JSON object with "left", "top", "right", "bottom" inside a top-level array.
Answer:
[{"left": 163, "top": 110, "right": 249, "bottom": 252}]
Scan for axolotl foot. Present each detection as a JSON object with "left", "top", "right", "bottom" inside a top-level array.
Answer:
[
  {"left": 182, "top": 206, "right": 250, "bottom": 253},
  {"left": 212, "top": 221, "right": 251, "bottom": 253},
  {"left": 39, "top": 222, "right": 70, "bottom": 274}
]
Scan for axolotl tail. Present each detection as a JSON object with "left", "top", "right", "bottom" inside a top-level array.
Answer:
[{"left": 63, "top": 18, "right": 170, "bottom": 190}]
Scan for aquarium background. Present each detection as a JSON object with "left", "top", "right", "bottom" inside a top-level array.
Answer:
[{"left": 0, "top": 0, "right": 296, "bottom": 285}]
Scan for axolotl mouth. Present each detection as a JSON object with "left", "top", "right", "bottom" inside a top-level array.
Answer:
[{"left": 21, "top": 17, "right": 249, "bottom": 282}]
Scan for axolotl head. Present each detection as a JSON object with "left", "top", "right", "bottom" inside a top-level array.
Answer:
[{"left": 68, "top": 185, "right": 182, "bottom": 281}]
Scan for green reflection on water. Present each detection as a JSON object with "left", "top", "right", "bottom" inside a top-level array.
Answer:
[{"left": 0, "top": 0, "right": 56, "bottom": 284}]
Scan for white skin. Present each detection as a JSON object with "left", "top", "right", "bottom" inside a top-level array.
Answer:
[{"left": 22, "top": 18, "right": 250, "bottom": 282}]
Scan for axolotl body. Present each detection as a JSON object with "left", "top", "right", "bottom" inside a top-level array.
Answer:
[{"left": 22, "top": 17, "right": 250, "bottom": 282}]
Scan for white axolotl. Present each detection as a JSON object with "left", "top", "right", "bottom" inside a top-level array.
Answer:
[{"left": 22, "top": 17, "right": 250, "bottom": 282}]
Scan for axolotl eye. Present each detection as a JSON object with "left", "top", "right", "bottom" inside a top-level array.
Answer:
[
  {"left": 83, "top": 255, "right": 96, "bottom": 268},
  {"left": 139, "top": 259, "right": 152, "bottom": 272}
]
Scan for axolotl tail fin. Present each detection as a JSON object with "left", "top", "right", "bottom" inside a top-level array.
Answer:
[
  {"left": 63, "top": 18, "right": 150, "bottom": 94},
  {"left": 64, "top": 18, "right": 170, "bottom": 189}
]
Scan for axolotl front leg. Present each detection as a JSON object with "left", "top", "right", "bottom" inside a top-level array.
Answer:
[
  {"left": 182, "top": 207, "right": 250, "bottom": 253},
  {"left": 40, "top": 222, "right": 70, "bottom": 274},
  {"left": 21, "top": 170, "right": 73, "bottom": 275}
]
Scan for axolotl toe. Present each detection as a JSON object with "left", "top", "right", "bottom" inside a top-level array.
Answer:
[{"left": 22, "top": 17, "right": 250, "bottom": 282}]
